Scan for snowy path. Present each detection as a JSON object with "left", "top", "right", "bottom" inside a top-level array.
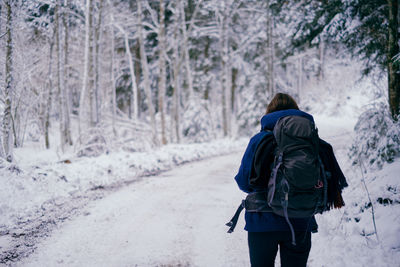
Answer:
[{"left": 17, "top": 153, "right": 250, "bottom": 267}]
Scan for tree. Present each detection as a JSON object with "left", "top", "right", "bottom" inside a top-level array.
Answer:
[
  {"left": 79, "top": 0, "right": 93, "bottom": 138},
  {"left": 137, "top": 0, "right": 158, "bottom": 145},
  {"left": 180, "top": 0, "right": 194, "bottom": 100},
  {"left": 2, "top": 0, "right": 14, "bottom": 161},
  {"left": 55, "top": 1, "right": 70, "bottom": 151},
  {"left": 265, "top": 0, "right": 275, "bottom": 96},
  {"left": 120, "top": 27, "right": 139, "bottom": 120},
  {"left": 94, "top": 0, "right": 104, "bottom": 124},
  {"left": 44, "top": 36, "right": 55, "bottom": 149},
  {"left": 158, "top": 0, "right": 167, "bottom": 144},
  {"left": 387, "top": 0, "right": 399, "bottom": 118},
  {"left": 87, "top": 0, "right": 95, "bottom": 126},
  {"left": 171, "top": 0, "right": 182, "bottom": 143},
  {"left": 62, "top": 0, "right": 73, "bottom": 146},
  {"left": 107, "top": 0, "right": 117, "bottom": 136},
  {"left": 281, "top": 0, "right": 400, "bottom": 119},
  {"left": 6, "top": 0, "right": 393, "bottom": 159},
  {"left": 220, "top": 3, "right": 231, "bottom": 137},
  {"left": 341, "top": 0, "right": 399, "bottom": 118}
]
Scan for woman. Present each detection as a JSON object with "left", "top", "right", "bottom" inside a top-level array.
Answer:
[{"left": 232, "top": 93, "right": 347, "bottom": 267}]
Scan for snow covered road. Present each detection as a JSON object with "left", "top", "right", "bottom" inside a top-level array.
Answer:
[{"left": 17, "top": 153, "right": 250, "bottom": 267}]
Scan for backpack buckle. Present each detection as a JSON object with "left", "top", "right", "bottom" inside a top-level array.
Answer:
[{"left": 315, "top": 180, "right": 323, "bottom": 189}]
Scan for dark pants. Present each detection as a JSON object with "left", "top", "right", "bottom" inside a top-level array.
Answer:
[{"left": 248, "top": 231, "right": 311, "bottom": 267}]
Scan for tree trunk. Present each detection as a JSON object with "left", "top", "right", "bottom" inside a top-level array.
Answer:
[
  {"left": 3, "top": 0, "right": 13, "bottom": 161},
  {"left": 11, "top": 102, "right": 18, "bottom": 148},
  {"left": 129, "top": 0, "right": 141, "bottom": 119},
  {"left": 297, "top": 56, "right": 303, "bottom": 103},
  {"left": 45, "top": 40, "right": 54, "bottom": 149},
  {"left": 266, "top": 2, "right": 275, "bottom": 97},
  {"left": 109, "top": 1, "right": 117, "bottom": 136},
  {"left": 55, "top": 2, "right": 67, "bottom": 152},
  {"left": 220, "top": 6, "right": 231, "bottom": 137},
  {"left": 134, "top": 42, "right": 141, "bottom": 118},
  {"left": 180, "top": 0, "right": 194, "bottom": 99},
  {"left": 231, "top": 68, "right": 238, "bottom": 114},
  {"left": 94, "top": 0, "right": 104, "bottom": 124},
  {"left": 172, "top": 1, "right": 181, "bottom": 143},
  {"left": 79, "top": 0, "right": 92, "bottom": 139},
  {"left": 62, "top": 0, "right": 73, "bottom": 146},
  {"left": 137, "top": 0, "right": 158, "bottom": 145},
  {"left": 203, "top": 36, "right": 210, "bottom": 100},
  {"left": 158, "top": 0, "right": 167, "bottom": 145},
  {"left": 318, "top": 36, "right": 325, "bottom": 81},
  {"left": 123, "top": 32, "right": 139, "bottom": 120},
  {"left": 387, "top": 0, "right": 399, "bottom": 119},
  {"left": 88, "top": 0, "right": 95, "bottom": 126},
  {"left": 221, "top": 63, "right": 227, "bottom": 136}
]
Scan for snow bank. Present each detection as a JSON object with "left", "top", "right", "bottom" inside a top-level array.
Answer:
[
  {"left": 312, "top": 98, "right": 400, "bottom": 265},
  {"left": 349, "top": 102, "right": 400, "bottom": 170},
  {"left": 0, "top": 138, "right": 247, "bottom": 229},
  {"left": 311, "top": 158, "right": 400, "bottom": 266}
]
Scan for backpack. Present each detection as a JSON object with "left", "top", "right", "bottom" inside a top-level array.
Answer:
[
  {"left": 226, "top": 115, "right": 328, "bottom": 245},
  {"left": 268, "top": 115, "right": 328, "bottom": 219},
  {"left": 265, "top": 115, "right": 328, "bottom": 244}
]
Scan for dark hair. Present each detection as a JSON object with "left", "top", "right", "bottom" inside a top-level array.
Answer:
[{"left": 266, "top": 93, "right": 299, "bottom": 114}]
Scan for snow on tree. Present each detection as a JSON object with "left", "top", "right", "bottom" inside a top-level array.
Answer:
[
  {"left": 349, "top": 102, "right": 400, "bottom": 169},
  {"left": 277, "top": 0, "right": 400, "bottom": 118},
  {"left": 0, "top": 0, "right": 397, "bottom": 159},
  {"left": 182, "top": 97, "right": 215, "bottom": 143},
  {"left": 158, "top": 0, "right": 167, "bottom": 145},
  {"left": 136, "top": 0, "right": 158, "bottom": 145},
  {"left": 2, "top": 0, "right": 14, "bottom": 161}
]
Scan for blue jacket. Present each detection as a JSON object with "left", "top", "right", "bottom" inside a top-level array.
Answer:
[{"left": 235, "top": 109, "right": 318, "bottom": 232}]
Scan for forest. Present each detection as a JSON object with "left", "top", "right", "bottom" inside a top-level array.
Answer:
[
  {"left": 0, "top": 0, "right": 399, "bottom": 160},
  {"left": 1, "top": 0, "right": 400, "bottom": 265}
]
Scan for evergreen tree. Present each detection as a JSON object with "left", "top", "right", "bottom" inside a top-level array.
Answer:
[{"left": 281, "top": 0, "right": 399, "bottom": 118}]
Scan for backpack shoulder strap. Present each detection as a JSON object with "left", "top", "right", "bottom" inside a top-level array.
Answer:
[{"left": 250, "top": 131, "right": 276, "bottom": 188}]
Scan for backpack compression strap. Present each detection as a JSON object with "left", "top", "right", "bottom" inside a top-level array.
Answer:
[
  {"left": 226, "top": 200, "right": 245, "bottom": 233},
  {"left": 280, "top": 178, "right": 297, "bottom": 246},
  {"left": 268, "top": 152, "right": 283, "bottom": 204},
  {"left": 226, "top": 193, "right": 273, "bottom": 233}
]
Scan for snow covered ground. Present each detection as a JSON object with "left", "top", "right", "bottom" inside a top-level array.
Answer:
[
  {"left": 0, "top": 139, "right": 247, "bottom": 229},
  {"left": 0, "top": 139, "right": 247, "bottom": 264},
  {"left": 14, "top": 153, "right": 249, "bottom": 267},
  {"left": 311, "top": 114, "right": 400, "bottom": 267},
  {"left": 1, "top": 111, "right": 397, "bottom": 267}
]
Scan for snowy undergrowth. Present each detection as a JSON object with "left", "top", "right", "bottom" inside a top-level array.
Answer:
[
  {"left": 345, "top": 159, "right": 400, "bottom": 250},
  {"left": 349, "top": 102, "right": 400, "bottom": 169},
  {"left": 310, "top": 102, "right": 400, "bottom": 266},
  {"left": 0, "top": 138, "right": 246, "bottom": 229},
  {"left": 343, "top": 103, "right": 400, "bottom": 263},
  {"left": 312, "top": 158, "right": 400, "bottom": 266},
  {"left": 300, "top": 53, "right": 372, "bottom": 118}
]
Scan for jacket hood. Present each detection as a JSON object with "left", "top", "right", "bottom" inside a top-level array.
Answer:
[{"left": 260, "top": 109, "right": 314, "bottom": 131}]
